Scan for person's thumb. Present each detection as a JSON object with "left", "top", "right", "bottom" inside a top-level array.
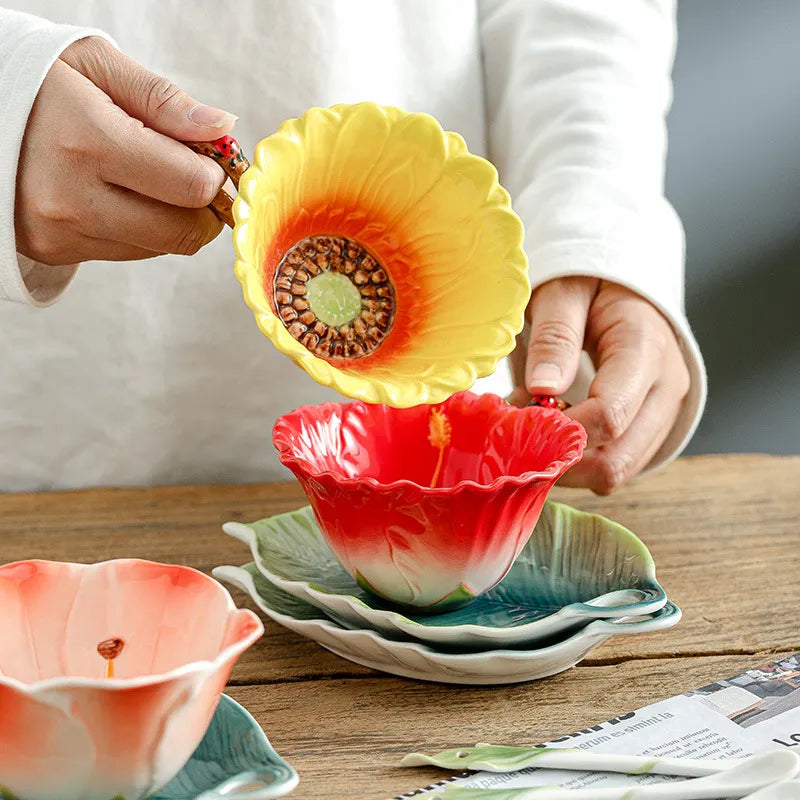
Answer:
[
  {"left": 525, "top": 277, "right": 597, "bottom": 395},
  {"left": 61, "top": 37, "right": 237, "bottom": 141}
]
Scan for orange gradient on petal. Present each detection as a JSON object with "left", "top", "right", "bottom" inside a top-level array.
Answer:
[{"left": 263, "top": 204, "right": 432, "bottom": 370}]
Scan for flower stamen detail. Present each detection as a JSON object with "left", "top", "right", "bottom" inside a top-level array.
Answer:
[
  {"left": 97, "top": 637, "right": 125, "bottom": 679},
  {"left": 428, "top": 408, "right": 452, "bottom": 488},
  {"left": 274, "top": 235, "right": 395, "bottom": 359}
]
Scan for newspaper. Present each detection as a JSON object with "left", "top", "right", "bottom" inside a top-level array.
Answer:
[{"left": 395, "top": 653, "right": 800, "bottom": 798}]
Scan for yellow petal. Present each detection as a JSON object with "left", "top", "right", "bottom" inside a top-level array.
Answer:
[{"left": 232, "top": 102, "right": 530, "bottom": 407}]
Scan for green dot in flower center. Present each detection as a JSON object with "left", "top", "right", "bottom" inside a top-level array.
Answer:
[{"left": 306, "top": 271, "right": 363, "bottom": 328}]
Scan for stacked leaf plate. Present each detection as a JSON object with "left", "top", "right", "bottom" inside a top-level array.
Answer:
[{"left": 214, "top": 501, "right": 680, "bottom": 685}]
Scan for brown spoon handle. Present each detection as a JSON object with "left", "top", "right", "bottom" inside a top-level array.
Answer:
[{"left": 183, "top": 136, "right": 251, "bottom": 228}]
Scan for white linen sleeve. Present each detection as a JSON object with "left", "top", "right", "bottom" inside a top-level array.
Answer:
[
  {"left": 478, "top": 0, "right": 707, "bottom": 470},
  {"left": 0, "top": 7, "right": 113, "bottom": 307}
]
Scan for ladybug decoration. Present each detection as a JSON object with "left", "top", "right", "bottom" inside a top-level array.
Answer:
[
  {"left": 528, "top": 395, "right": 570, "bottom": 411},
  {"left": 182, "top": 135, "right": 252, "bottom": 228},
  {"left": 210, "top": 135, "right": 245, "bottom": 171}
]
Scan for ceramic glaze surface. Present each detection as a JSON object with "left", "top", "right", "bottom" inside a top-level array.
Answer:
[
  {"left": 154, "top": 694, "right": 298, "bottom": 800},
  {"left": 272, "top": 393, "right": 586, "bottom": 611},
  {"left": 0, "top": 559, "right": 263, "bottom": 800},
  {"left": 232, "top": 102, "right": 531, "bottom": 407},
  {"left": 214, "top": 564, "right": 682, "bottom": 686},
  {"left": 222, "top": 501, "right": 667, "bottom": 648},
  {"left": 273, "top": 235, "right": 396, "bottom": 359}
]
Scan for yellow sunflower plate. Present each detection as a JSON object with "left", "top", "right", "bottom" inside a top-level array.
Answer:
[{"left": 191, "top": 103, "right": 530, "bottom": 408}]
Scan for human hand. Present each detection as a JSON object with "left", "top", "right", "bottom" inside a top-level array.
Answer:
[
  {"left": 508, "top": 277, "right": 690, "bottom": 494},
  {"left": 15, "top": 37, "right": 235, "bottom": 265}
]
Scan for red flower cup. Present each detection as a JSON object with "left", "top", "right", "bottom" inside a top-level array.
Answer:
[{"left": 273, "top": 392, "right": 586, "bottom": 612}]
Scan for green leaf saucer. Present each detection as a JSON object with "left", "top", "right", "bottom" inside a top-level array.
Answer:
[
  {"left": 213, "top": 564, "right": 681, "bottom": 685},
  {"left": 154, "top": 694, "right": 298, "bottom": 799},
  {"left": 221, "top": 501, "right": 667, "bottom": 649}
]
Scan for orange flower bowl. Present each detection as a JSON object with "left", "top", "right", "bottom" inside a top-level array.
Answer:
[
  {"left": 272, "top": 392, "right": 586, "bottom": 612},
  {"left": 0, "top": 559, "right": 263, "bottom": 800}
]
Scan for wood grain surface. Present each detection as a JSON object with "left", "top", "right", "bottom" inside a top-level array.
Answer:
[{"left": 1, "top": 454, "right": 798, "bottom": 799}]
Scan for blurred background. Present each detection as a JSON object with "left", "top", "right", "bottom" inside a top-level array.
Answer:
[
  {"left": 480, "top": 0, "right": 800, "bottom": 456},
  {"left": 668, "top": 0, "right": 799, "bottom": 455}
]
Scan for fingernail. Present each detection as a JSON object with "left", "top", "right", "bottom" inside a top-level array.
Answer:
[
  {"left": 188, "top": 104, "right": 238, "bottom": 127},
  {"left": 527, "top": 362, "right": 562, "bottom": 388}
]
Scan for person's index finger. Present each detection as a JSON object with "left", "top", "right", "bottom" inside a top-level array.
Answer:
[
  {"left": 97, "top": 113, "right": 226, "bottom": 208},
  {"left": 61, "top": 37, "right": 237, "bottom": 141}
]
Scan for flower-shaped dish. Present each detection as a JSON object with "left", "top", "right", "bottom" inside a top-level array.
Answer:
[
  {"left": 222, "top": 501, "right": 666, "bottom": 649},
  {"left": 0, "top": 559, "right": 263, "bottom": 800},
  {"left": 214, "top": 564, "right": 681, "bottom": 686},
  {"left": 272, "top": 392, "right": 586, "bottom": 612},
  {"left": 232, "top": 102, "right": 530, "bottom": 407}
]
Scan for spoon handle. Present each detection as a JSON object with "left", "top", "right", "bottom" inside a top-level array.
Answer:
[
  {"left": 430, "top": 751, "right": 799, "bottom": 799},
  {"left": 742, "top": 778, "right": 800, "bottom": 798},
  {"left": 184, "top": 136, "right": 250, "bottom": 228},
  {"left": 519, "top": 750, "right": 734, "bottom": 777},
  {"left": 432, "top": 778, "right": 742, "bottom": 800},
  {"left": 403, "top": 744, "right": 739, "bottom": 777}
]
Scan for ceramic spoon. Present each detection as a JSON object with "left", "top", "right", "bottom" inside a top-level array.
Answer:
[
  {"left": 741, "top": 779, "right": 800, "bottom": 798},
  {"left": 402, "top": 742, "right": 800, "bottom": 778},
  {"left": 424, "top": 749, "right": 799, "bottom": 799}
]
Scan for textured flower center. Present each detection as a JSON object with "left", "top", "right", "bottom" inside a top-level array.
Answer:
[{"left": 274, "top": 235, "right": 395, "bottom": 359}]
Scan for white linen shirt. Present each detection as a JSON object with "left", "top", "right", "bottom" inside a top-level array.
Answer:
[{"left": 0, "top": 0, "right": 706, "bottom": 491}]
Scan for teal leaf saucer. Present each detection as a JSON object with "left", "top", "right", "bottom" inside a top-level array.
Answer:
[
  {"left": 213, "top": 564, "right": 681, "bottom": 685},
  {"left": 221, "top": 501, "right": 667, "bottom": 649},
  {"left": 154, "top": 694, "right": 298, "bottom": 800}
]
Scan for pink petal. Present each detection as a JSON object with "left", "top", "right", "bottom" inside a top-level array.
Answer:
[{"left": 0, "top": 681, "right": 93, "bottom": 800}]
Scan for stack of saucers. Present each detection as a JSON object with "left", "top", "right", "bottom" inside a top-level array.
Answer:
[{"left": 213, "top": 500, "right": 680, "bottom": 686}]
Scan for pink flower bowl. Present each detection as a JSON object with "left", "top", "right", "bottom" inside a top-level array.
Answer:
[
  {"left": 0, "top": 559, "right": 263, "bottom": 800},
  {"left": 272, "top": 391, "right": 586, "bottom": 612}
]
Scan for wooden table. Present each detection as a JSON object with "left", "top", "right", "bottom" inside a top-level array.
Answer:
[{"left": 2, "top": 454, "right": 798, "bottom": 800}]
